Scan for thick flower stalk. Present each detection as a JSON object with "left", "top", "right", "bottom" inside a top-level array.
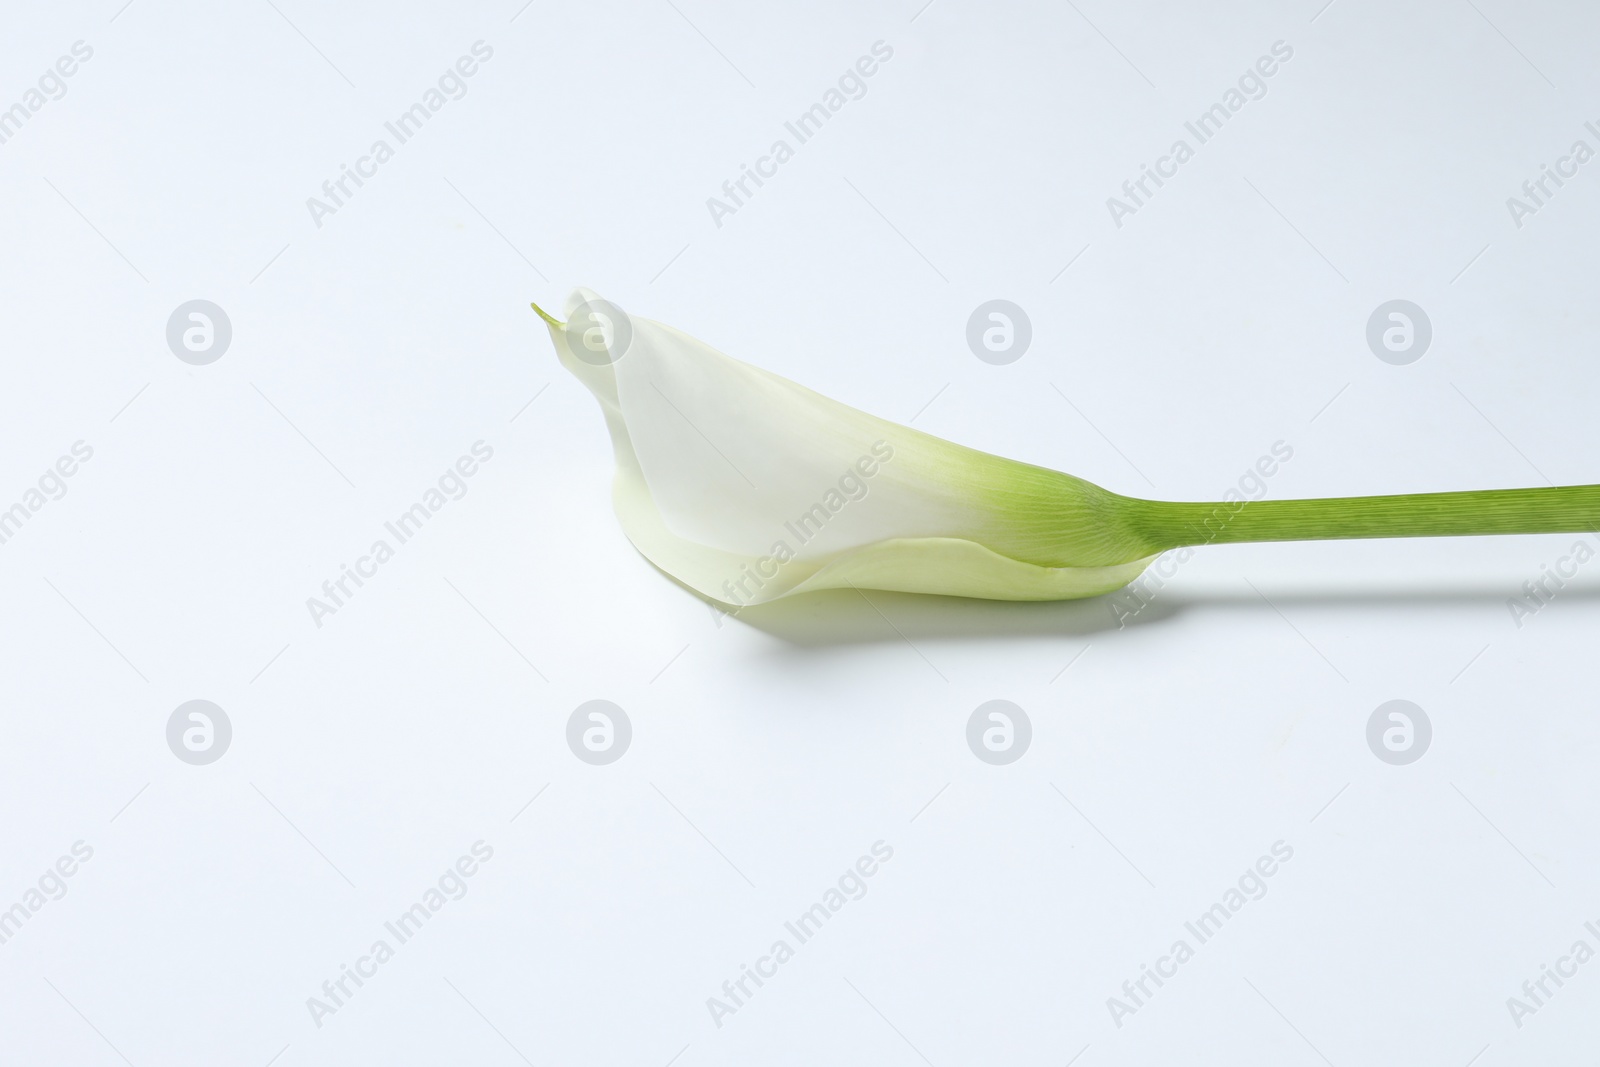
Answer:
[{"left": 537, "top": 289, "right": 1600, "bottom": 608}]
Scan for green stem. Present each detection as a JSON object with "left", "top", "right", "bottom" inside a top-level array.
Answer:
[{"left": 1127, "top": 485, "right": 1600, "bottom": 552}]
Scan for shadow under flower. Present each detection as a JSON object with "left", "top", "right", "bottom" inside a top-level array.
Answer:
[{"left": 698, "top": 580, "right": 1600, "bottom": 648}]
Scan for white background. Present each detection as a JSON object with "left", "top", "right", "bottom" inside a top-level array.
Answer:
[{"left": 2, "top": 0, "right": 1599, "bottom": 1063}]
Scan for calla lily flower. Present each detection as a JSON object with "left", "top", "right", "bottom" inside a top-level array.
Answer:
[{"left": 537, "top": 289, "right": 1600, "bottom": 608}]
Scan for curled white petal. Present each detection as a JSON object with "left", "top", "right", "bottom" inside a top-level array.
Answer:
[{"left": 546, "top": 289, "right": 1154, "bottom": 606}]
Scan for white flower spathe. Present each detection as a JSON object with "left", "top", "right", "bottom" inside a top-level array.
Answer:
[{"left": 541, "top": 290, "right": 1157, "bottom": 606}]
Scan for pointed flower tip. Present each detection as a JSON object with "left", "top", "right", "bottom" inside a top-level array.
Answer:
[{"left": 529, "top": 300, "right": 564, "bottom": 329}]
